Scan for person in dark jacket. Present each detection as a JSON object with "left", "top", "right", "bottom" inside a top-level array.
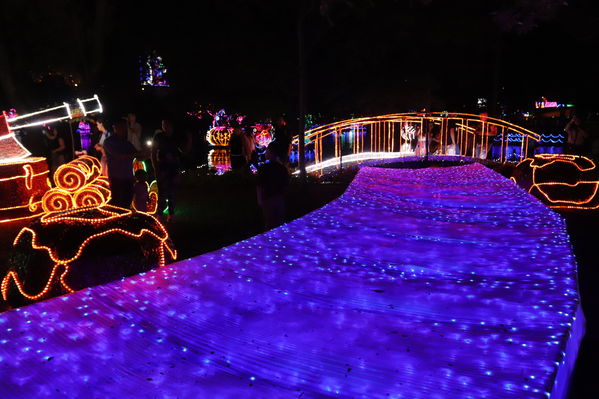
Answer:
[{"left": 256, "top": 143, "right": 290, "bottom": 230}]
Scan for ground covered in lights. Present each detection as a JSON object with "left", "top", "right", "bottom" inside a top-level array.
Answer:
[{"left": 0, "top": 161, "right": 587, "bottom": 398}]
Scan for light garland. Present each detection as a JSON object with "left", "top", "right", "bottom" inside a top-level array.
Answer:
[
  {"left": 2, "top": 96, "right": 103, "bottom": 162},
  {"left": 292, "top": 112, "right": 541, "bottom": 170},
  {"left": 0, "top": 158, "right": 51, "bottom": 224},
  {"left": 515, "top": 154, "right": 599, "bottom": 209},
  {"left": 2, "top": 205, "right": 176, "bottom": 302},
  {"left": 2, "top": 155, "right": 174, "bottom": 302}
]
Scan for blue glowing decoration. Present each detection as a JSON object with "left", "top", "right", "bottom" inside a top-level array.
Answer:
[
  {"left": 0, "top": 161, "right": 583, "bottom": 398},
  {"left": 139, "top": 51, "right": 169, "bottom": 87},
  {"left": 76, "top": 121, "right": 92, "bottom": 153}
]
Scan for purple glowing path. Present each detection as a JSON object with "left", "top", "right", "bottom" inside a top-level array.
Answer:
[{"left": 0, "top": 163, "right": 584, "bottom": 398}]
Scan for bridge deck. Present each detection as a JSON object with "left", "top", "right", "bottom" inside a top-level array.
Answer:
[{"left": 0, "top": 162, "right": 583, "bottom": 398}]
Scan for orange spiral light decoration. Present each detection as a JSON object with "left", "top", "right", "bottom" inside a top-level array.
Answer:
[
  {"left": 41, "top": 156, "right": 111, "bottom": 213},
  {"left": 54, "top": 155, "right": 102, "bottom": 192},
  {"left": 73, "top": 187, "right": 106, "bottom": 208},
  {"left": 41, "top": 189, "right": 74, "bottom": 213}
]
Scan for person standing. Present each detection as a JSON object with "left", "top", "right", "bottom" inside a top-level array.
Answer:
[
  {"left": 273, "top": 115, "right": 291, "bottom": 165},
  {"left": 229, "top": 121, "right": 245, "bottom": 171},
  {"left": 126, "top": 112, "right": 143, "bottom": 152},
  {"left": 103, "top": 120, "right": 138, "bottom": 209},
  {"left": 151, "top": 119, "right": 182, "bottom": 222},
  {"left": 43, "top": 125, "right": 66, "bottom": 176},
  {"left": 256, "top": 143, "right": 290, "bottom": 230},
  {"left": 564, "top": 115, "right": 588, "bottom": 155},
  {"left": 241, "top": 126, "right": 256, "bottom": 167},
  {"left": 93, "top": 118, "right": 112, "bottom": 177}
]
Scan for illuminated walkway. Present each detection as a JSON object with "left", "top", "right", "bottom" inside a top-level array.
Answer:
[{"left": 0, "top": 161, "right": 583, "bottom": 398}]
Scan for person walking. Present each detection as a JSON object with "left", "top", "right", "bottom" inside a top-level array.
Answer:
[
  {"left": 151, "top": 119, "right": 183, "bottom": 222},
  {"left": 103, "top": 120, "right": 139, "bottom": 209}
]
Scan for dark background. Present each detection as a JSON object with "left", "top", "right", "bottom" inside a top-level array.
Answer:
[{"left": 1, "top": 0, "right": 599, "bottom": 129}]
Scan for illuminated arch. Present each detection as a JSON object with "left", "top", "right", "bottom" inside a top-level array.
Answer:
[{"left": 293, "top": 112, "right": 541, "bottom": 172}]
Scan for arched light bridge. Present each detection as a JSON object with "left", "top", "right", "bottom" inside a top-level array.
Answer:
[{"left": 292, "top": 112, "right": 542, "bottom": 172}]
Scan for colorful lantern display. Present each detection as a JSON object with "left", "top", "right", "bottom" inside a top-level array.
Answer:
[
  {"left": 206, "top": 126, "right": 233, "bottom": 147},
  {"left": 253, "top": 123, "right": 274, "bottom": 148}
]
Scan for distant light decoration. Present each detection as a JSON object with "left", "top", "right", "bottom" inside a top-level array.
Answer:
[
  {"left": 513, "top": 154, "right": 599, "bottom": 209},
  {"left": 204, "top": 109, "right": 240, "bottom": 147},
  {"left": 140, "top": 51, "right": 169, "bottom": 87},
  {"left": 293, "top": 112, "right": 542, "bottom": 171},
  {"left": 208, "top": 149, "right": 231, "bottom": 175},
  {"left": 76, "top": 121, "right": 92, "bottom": 153},
  {"left": 76, "top": 94, "right": 103, "bottom": 116},
  {"left": 0, "top": 157, "right": 51, "bottom": 224},
  {"left": 1, "top": 205, "right": 176, "bottom": 303},
  {"left": 253, "top": 123, "right": 273, "bottom": 148},
  {"left": 534, "top": 97, "right": 574, "bottom": 109},
  {"left": 206, "top": 126, "right": 233, "bottom": 147},
  {"left": 0, "top": 162, "right": 582, "bottom": 398}
]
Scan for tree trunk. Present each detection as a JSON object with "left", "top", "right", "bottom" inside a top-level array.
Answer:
[{"left": 297, "top": 3, "right": 309, "bottom": 181}]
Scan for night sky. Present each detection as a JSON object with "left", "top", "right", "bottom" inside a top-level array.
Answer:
[{"left": 1, "top": 0, "right": 599, "bottom": 126}]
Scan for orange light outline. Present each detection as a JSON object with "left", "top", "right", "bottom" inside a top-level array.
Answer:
[
  {"left": 519, "top": 154, "right": 599, "bottom": 209},
  {"left": 3, "top": 205, "right": 176, "bottom": 301}
]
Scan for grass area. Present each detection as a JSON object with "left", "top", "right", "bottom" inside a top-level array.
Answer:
[{"left": 134, "top": 168, "right": 354, "bottom": 262}]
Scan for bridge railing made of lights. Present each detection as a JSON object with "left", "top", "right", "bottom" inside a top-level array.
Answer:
[{"left": 291, "top": 113, "right": 542, "bottom": 172}]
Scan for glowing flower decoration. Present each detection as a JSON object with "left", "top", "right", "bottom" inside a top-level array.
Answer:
[{"left": 253, "top": 123, "right": 273, "bottom": 148}]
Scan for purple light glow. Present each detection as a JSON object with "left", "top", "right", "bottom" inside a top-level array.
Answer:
[{"left": 0, "top": 163, "right": 583, "bottom": 398}]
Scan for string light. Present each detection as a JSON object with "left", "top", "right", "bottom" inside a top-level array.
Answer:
[
  {"left": 2, "top": 155, "right": 175, "bottom": 302},
  {"left": 0, "top": 157, "right": 51, "bottom": 224},
  {"left": 2, "top": 205, "right": 176, "bottom": 302},
  {"left": 292, "top": 112, "right": 541, "bottom": 170},
  {"left": 515, "top": 154, "right": 599, "bottom": 209}
]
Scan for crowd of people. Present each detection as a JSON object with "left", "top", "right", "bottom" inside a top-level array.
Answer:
[
  {"left": 90, "top": 114, "right": 189, "bottom": 223},
  {"left": 14, "top": 106, "right": 599, "bottom": 233},
  {"left": 27, "top": 110, "right": 292, "bottom": 231}
]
